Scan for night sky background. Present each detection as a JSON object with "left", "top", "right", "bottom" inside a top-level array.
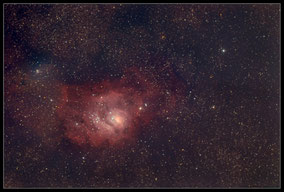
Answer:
[{"left": 4, "top": 4, "right": 280, "bottom": 188}]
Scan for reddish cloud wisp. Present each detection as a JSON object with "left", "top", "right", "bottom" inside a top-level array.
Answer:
[{"left": 56, "top": 67, "right": 184, "bottom": 148}]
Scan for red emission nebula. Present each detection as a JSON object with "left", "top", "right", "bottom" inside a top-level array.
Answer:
[{"left": 56, "top": 67, "right": 185, "bottom": 148}]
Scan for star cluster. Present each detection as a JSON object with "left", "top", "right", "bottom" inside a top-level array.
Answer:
[{"left": 4, "top": 4, "right": 280, "bottom": 188}]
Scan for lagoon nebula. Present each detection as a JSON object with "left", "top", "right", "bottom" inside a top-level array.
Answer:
[
  {"left": 4, "top": 4, "right": 280, "bottom": 188},
  {"left": 57, "top": 67, "right": 184, "bottom": 148}
]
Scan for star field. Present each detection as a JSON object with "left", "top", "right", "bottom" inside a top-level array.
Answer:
[{"left": 4, "top": 4, "right": 280, "bottom": 188}]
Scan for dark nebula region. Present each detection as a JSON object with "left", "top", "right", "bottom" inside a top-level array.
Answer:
[{"left": 4, "top": 4, "right": 280, "bottom": 188}]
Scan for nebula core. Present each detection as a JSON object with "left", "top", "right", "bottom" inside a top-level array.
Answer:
[{"left": 57, "top": 68, "right": 181, "bottom": 148}]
